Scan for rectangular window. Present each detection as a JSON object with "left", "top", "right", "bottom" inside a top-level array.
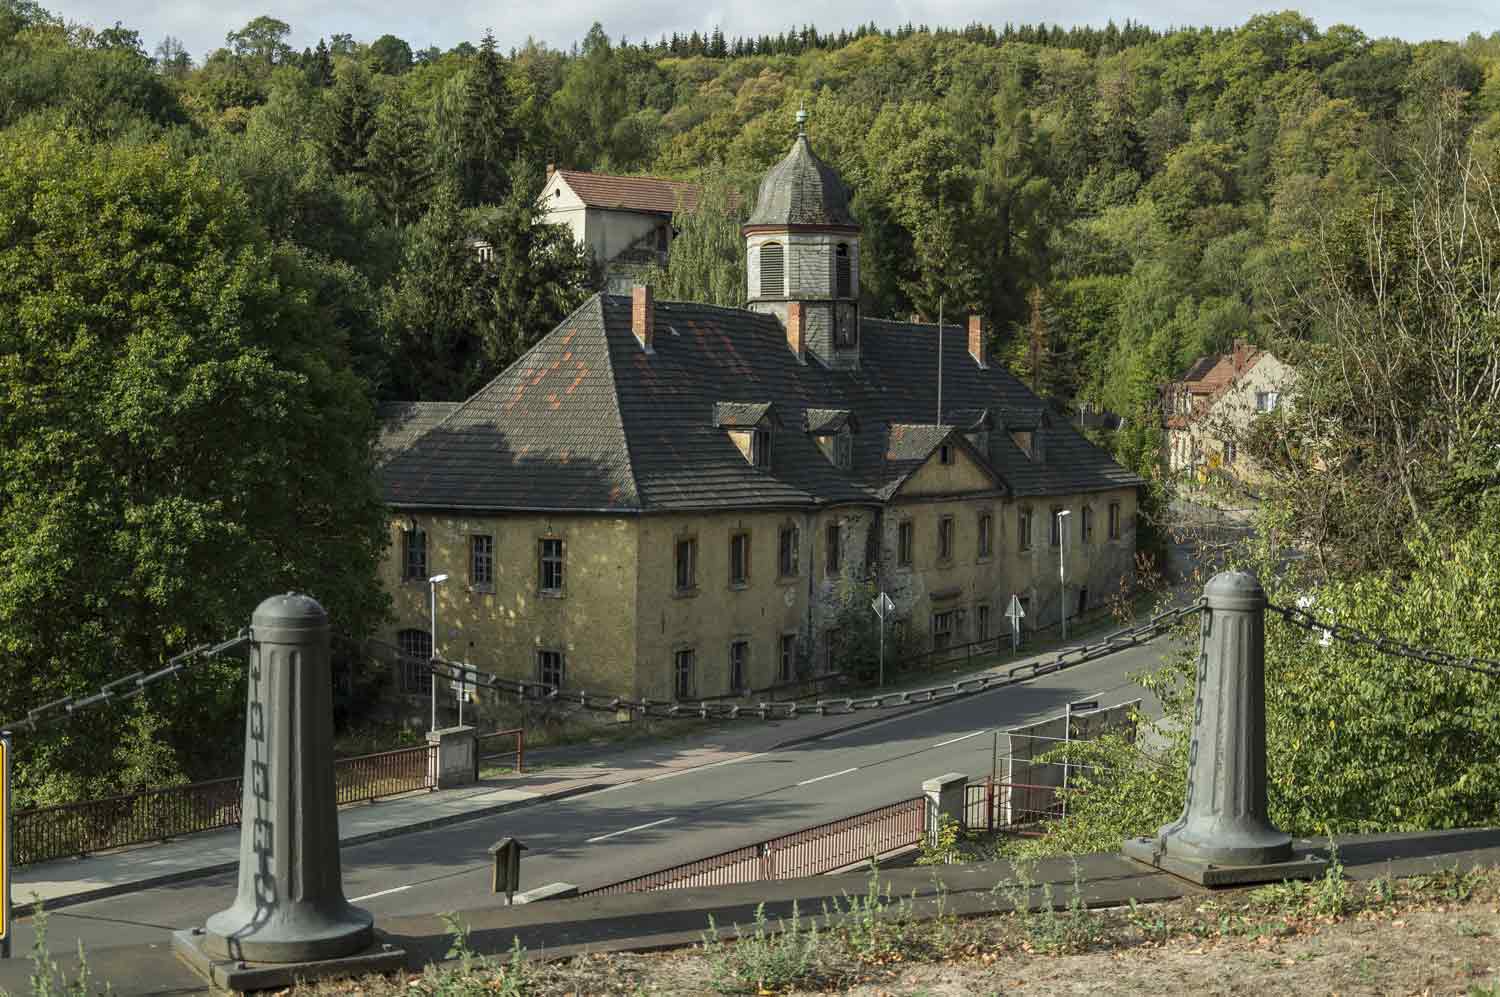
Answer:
[
  {"left": 537, "top": 649, "right": 564, "bottom": 689},
  {"left": 729, "top": 640, "right": 749, "bottom": 693},
  {"left": 779, "top": 633, "right": 797, "bottom": 683},
  {"left": 897, "top": 519, "right": 913, "bottom": 567},
  {"left": 1109, "top": 502, "right": 1122, "bottom": 540},
  {"left": 402, "top": 527, "right": 427, "bottom": 581},
  {"left": 1018, "top": 509, "right": 1033, "bottom": 551},
  {"left": 1081, "top": 507, "right": 1094, "bottom": 544},
  {"left": 1050, "top": 507, "right": 1065, "bottom": 548},
  {"left": 1256, "top": 391, "right": 1279, "bottom": 412},
  {"left": 675, "top": 537, "right": 697, "bottom": 591},
  {"left": 938, "top": 515, "right": 955, "bottom": 562},
  {"left": 932, "top": 610, "right": 954, "bottom": 650},
  {"left": 778, "top": 525, "right": 799, "bottom": 577},
  {"left": 977, "top": 603, "right": 992, "bottom": 641},
  {"left": 729, "top": 532, "right": 750, "bottom": 586},
  {"left": 825, "top": 522, "right": 841, "bottom": 575},
  {"left": 834, "top": 430, "right": 853, "bottom": 469},
  {"left": 470, "top": 533, "right": 494, "bottom": 588},
  {"left": 977, "top": 512, "right": 993, "bottom": 558},
  {"left": 674, "top": 649, "right": 695, "bottom": 699},
  {"left": 398, "top": 628, "right": 433, "bottom": 693},
  {"left": 538, "top": 538, "right": 564, "bottom": 595},
  {"left": 938, "top": 443, "right": 954, "bottom": 465},
  {"left": 751, "top": 429, "right": 772, "bottom": 468}
]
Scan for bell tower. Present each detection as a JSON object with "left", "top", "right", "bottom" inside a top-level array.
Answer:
[{"left": 745, "top": 108, "right": 862, "bottom": 369}]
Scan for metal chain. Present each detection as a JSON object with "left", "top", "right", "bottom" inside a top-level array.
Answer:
[
  {"left": 1266, "top": 602, "right": 1500, "bottom": 679},
  {"left": 425, "top": 600, "right": 1205, "bottom": 723},
  {"left": 1, "top": 631, "right": 253, "bottom": 735}
]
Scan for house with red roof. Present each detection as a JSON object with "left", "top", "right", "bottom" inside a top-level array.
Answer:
[{"left": 1162, "top": 340, "right": 1295, "bottom": 486}]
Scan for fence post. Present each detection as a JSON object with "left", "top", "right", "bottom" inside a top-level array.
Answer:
[
  {"left": 175, "top": 594, "right": 404, "bottom": 984},
  {"left": 1123, "top": 571, "right": 1324, "bottom": 886},
  {"left": 922, "top": 772, "right": 968, "bottom": 847}
]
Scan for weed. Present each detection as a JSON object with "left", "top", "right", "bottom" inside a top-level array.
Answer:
[
  {"left": 1455, "top": 919, "right": 1491, "bottom": 938},
  {"left": 25, "top": 901, "right": 108, "bottom": 997},
  {"left": 1467, "top": 981, "right": 1500, "bottom": 997},
  {"left": 917, "top": 814, "right": 965, "bottom": 866},
  {"left": 1125, "top": 898, "right": 1172, "bottom": 944},
  {"left": 824, "top": 869, "right": 919, "bottom": 963},
  {"left": 994, "top": 859, "right": 1103, "bottom": 954},
  {"left": 701, "top": 902, "right": 821, "bottom": 994},
  {"left": 428, "top": 913, "right": 536, "bottom": 996}
]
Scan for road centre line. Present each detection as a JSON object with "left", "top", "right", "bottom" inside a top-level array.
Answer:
[
  {"left": 586, "top": 816, "right": 676, "bottom": 843},
  {"left": 349, "top": 885, "right": 412, "bottom": 902},
  {"left": 933, "top": 729, "right": 988, "bottom": 748},
  {"left": 796, "top": 766, "right": 858, "bottom": 786}
]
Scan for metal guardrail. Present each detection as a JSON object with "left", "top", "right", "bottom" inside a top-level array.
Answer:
[
  {"left": 582, "top": 796, "right": 927, "bottom": 895},
  {"left": 475, "top": 728, "right": 525, "bottom": 777},
  {"left": 14, "top": 744, "right": 435, "bottom": 866}
]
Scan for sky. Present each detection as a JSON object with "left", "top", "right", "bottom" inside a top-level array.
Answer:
[{"left": 45, "top": 0, "right": 1499, "bottom": 63}]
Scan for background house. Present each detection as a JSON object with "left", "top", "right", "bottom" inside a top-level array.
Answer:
[{"left": 1162, "top": 339, "right": 1295, "bottom": 488}]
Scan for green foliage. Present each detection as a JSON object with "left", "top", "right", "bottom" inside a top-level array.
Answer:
[
  {"left": 641, "top": 175, "right": 747, "bottom": 306},
  {"left": 0, "top": 131, "right": 390, "bottom": 804},
  {"left": 702, "top": 902, "right": 822, "bottom": 994},
  {"left": 26, "top": 905, "right": 104, "bottom": 997},
  {"left": 433, "top": 914, "right": 538, "bottom": 996},
  {"left": 454, "top": 31, "right": 519, "bottom": 206},
  {"left": 367, "top": 86, "right": 435, "bottom": 226},
  {"left": 322, "top": 59, "right": 379, "bottom": 176}
]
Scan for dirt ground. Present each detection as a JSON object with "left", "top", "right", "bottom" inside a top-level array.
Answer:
[{"left": 306, "top": 865, "right": 1500, "bottom": 997}]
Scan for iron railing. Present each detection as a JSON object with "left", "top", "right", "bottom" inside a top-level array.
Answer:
[
  {"left": 475, "top": 728, "right": 525, "bottom": 778},
  {"left": 15, "top": 744, "right": 435, "bottom": 866},
  {"left": 582, "top": 797, "right": 926, "bottom": 895}
]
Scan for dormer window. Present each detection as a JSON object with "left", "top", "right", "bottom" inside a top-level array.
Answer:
[
  {"left": 834, "top": 429, "right": 853, "bottom": 469},
  {"left": 760, "top": 242, "right": 784, "bottom": 297},
  {"left": 752, "top": 429, "right": 772, "bottom": 468},
  {"left": 1010, "top": 431, "right": 1034, "bottom": 458},
  {"left": 836, "top": 243, "right": 851, "bottom": 297},
  {"left": 938, "top": 443, "right": 955, "bottom": 465}
]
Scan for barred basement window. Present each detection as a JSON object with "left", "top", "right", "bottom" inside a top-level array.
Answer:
[
  {"left": 397, "top": 628, "right": 432, "bottom": 694},
  {"left": 675, "top": 648, "right": 696, "bottom": 699},
  {"left": 729, "top": 640, "right": 749, "bottom": 693},
  {"left": 835, "top": 243, "right": 852, "bottom": 298},
  {"left": 470, "top": 533, "right": 494, "bottom": 588},
  {"left": 759, "top": 242, "right": 784, "bottom": 297}
]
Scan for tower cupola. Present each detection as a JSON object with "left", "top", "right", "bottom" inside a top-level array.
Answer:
[{"left": 745, "top": 109, "right": 862, "bottom": 369}]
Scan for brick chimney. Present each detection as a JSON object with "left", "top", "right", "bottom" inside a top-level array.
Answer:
[
  {"left": 1232, "top": 337, "right": 1250, "bottom": 372},
  {"left": 786, "top": 301, "right": 805, "bottom": 362},
  {"left": 968, "top": 314, "right": 987, "bottom": 368},
  {"left": 632, "top": 285, "right": 654, "bottom": 352}
]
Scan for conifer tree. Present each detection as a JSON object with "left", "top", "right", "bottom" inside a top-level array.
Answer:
[
  {"left": 323, "top": 59, "right": 378, "bottom": 176},
  {"left": 367, "top": 87, "right": 434, "bottom": 226},
  {"left": 456, "top": 30, "right": 517, "bottom": 206}
]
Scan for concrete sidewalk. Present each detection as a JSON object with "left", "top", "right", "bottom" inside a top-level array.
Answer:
[
  {"left": 10, "top": 620, "right": 1161, "bottom": 915},
  {"left": 5, "top": 827, "right": 1498, "bottom": 997}
]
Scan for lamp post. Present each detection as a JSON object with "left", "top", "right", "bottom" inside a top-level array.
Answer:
[
  {"left": 1056, "top": 510, "right": 1071, "bottom": 642},
  {"left": 428, "top": 573, "right": 449, "bottom": 732}
]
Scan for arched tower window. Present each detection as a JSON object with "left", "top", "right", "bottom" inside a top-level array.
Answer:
[
  {"left": 760, "top": 242, "right": 785, "bottom": 297},
  {"left": 836, "top": 243, "right": 851, "bottom": 298}
]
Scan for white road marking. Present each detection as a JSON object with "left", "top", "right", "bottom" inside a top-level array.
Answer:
[
  {"left": 933, "top": 729, "right": 989, "bottom": 748},
  {"left": 586, "top": 816, "right": 676, "bottom": 843},
  {"left": 796, "top": 766, "right": 858, "bottom": 786},
  {"left": 645, "top": 752, "right": 768, "bottom": 782},
  {"left": 349, "top": 885, "right": 412, "bottom": 902}
]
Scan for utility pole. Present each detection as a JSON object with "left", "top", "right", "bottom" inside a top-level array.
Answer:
[
  {"left": 428, "top": 573, "right": 449, "bottom": 732},
  {"left": 1057, "top": 509, "right": 1071, "bottom": 642}
]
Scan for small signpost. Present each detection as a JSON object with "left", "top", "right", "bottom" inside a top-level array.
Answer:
[
  {"left": 489, "top": 837, "right": 528, "bottom": 905},
  {"left": 1, "top": 732, "right": 9, "bottom": 959},
  {"left": 1005, "top": 594, "right": 1026, "bottom": 653},
  {"left": 870, "top": 592, "right": 895, "bottom": 688}
]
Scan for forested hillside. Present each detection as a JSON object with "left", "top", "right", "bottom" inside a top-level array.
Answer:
[{"left": 3, "top": 1, "right": 1499, "bottom": 809}]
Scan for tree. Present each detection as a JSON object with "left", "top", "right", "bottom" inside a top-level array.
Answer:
[
  {"left": 308, "top": 37, "right": 333, "bottom": 87},
  {"left": 640, "top": 177, "right": 746, "bottom": 306},
  {"left": 225, "top": 15, "right": 292, "bottom": 69},
  {"left": 153, "top": 34, "right": 191, "bottom": 78},
  {"left": 0, "top": 130, "right": 389, "bottom": 807},
  {"left": 367, "top": 86, "right": 435, "bottom": 226},
  {"left": 322, "top": 59, "right": 379, "bottom": 176},
  {"left": 455, "top": 30, "right": 518, "bottom": 206},
  {"left": 369, "top": 33, "right": 412, "bottom": 76}
]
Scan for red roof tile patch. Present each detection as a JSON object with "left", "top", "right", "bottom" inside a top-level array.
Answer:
[{"left": 556, "top": 170, "right": 706, "bottom": 215}]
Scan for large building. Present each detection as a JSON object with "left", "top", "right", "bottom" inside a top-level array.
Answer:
[{"left": 378, "top": 117, "right": 1141, "bottom": 700}]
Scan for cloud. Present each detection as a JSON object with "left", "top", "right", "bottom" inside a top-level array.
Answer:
[{"left": 47, "top": 0, "right": 1497, "bottom": 66}]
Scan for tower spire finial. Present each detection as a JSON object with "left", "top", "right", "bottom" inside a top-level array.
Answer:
[{"left": 795, "top": 100, "right": 808, "bottom": 136}]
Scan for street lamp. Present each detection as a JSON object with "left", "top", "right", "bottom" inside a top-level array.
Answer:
[
  {"left": 428, "top": 573, "right": 449, "bottom": 732},
  {"left": 1056, "top": 510, "right": 1072, "bottom": 642}
]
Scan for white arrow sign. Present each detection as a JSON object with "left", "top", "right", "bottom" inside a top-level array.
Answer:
[
  {"left": 871, "top": 592, "right": 896, "bottom": 619},
  {"left": 1005, "top": 594, "right": 1025, "bottom": 621}
]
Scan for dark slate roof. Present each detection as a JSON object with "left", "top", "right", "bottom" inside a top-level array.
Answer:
[
  {"left": 376, "top": 402, "right": 462, "bottom": 463},
  {"left": 713, "top": 401, "right": 776, "bottom": 428},
  {"left": 379, "top": 295, "right": 1142, "bottom": 512},
  {"left": 746, "top": 135, "right": 857, "bottom": 228},
  {"left": 380, "top": 298, "right": 641, "bottom": 512},
  {"left": 803, "top": 408, "right": 855, "bottom": 434}
]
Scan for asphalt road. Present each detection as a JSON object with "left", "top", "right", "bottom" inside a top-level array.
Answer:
[{"left": 9, "top": 637, "right": 1177, "bottom": 957}]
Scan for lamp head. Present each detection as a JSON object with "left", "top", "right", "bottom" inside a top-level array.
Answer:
[{"left": 429, "top": 573, "right": 449, "bottom": 585}]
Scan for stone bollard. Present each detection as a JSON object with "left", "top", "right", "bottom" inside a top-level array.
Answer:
[
  {"left": 174, "top": 594, "right": 406, "bottom": 989},
  {"left": 1123, "top": 571, "right": 1324, "bottom": 886},
  {"left": 922, "top": 772, "right": 968, "bottom": 847}
]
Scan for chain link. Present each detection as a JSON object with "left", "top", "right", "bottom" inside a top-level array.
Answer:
[
  {"left": 1, "top": 631, "right": 252, "bottom": 735},
  {"left": 426, "top": 600, "right": 1205, "bottom": 723},
  {"left": 1266, "top": 602, "right": 1500, "bottom": 679}
]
